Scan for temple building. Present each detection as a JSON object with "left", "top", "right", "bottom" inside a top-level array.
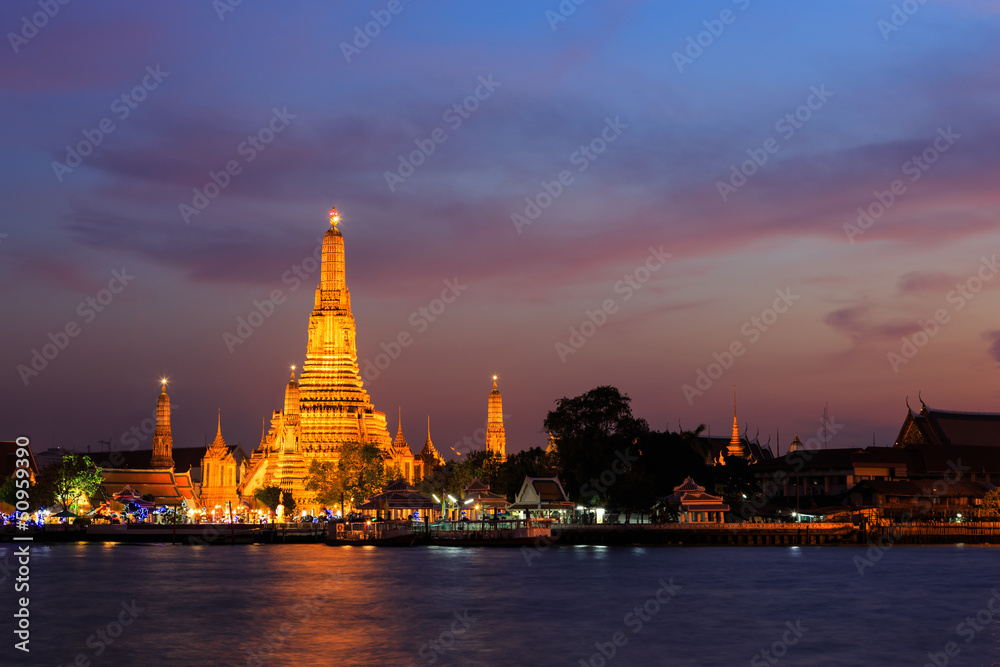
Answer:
[
  {"left": 150, "top": 379, "right": 174, "bottom": 469},
  {"left": 726, "top": 386, "right": 745, "bottom": 458},
  {"left": 415, "top": 416, "right": 444, "bottom": 480},
  {"left": 199, "top": 412, "right": 244, "bottom": 511},
  {"left": 239, "top": 208, "right": 417, "bottom": 509},
  {"left": 485, "top": 376, "right": 506, "bottom": 457}
]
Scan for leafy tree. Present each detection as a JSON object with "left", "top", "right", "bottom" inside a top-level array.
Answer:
[
  {"left": 254, "top": 485, "right": 282, "bottom": 520},
  {"left": 983, "top": 488, "right": 1000, "bottom": 516},
  {"left": 543, "top": 386, "right": 649, "bottom": 503},
  {"left": 303, "top": 441, "right": 397, "bottom": 515},
  {"left": 35, "top": 454, "right": 103, "bottom": 512},
  {"left": 498, "top": 447, "right": 557, "bottom": 501},
  {"left": 281, "top": 491, "right": 297, "bottom": 518}
]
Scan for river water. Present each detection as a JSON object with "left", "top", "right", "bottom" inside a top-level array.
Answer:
[{"left": 2, "top": 542, "right": 999, "bottom": 666}]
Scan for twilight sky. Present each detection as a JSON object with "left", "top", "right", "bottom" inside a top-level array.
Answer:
[{"left": 3, "top": 0, "right": 1000, "bottom": 461}]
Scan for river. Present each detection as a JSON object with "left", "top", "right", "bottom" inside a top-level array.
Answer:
[{"left": 2, "top": 543, "right": 999, "bottom": 666}]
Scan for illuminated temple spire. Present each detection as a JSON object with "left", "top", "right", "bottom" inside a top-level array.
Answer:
[
  {"left": 208, "top": 410, "right": 228, "bottom": 454},
  {"left": 393, "top": 408, "right": 409, "bottom": 451},
  {"left": 296, "top": 207, "right": 393, "bottom": 451},
  {"left": 485, "top": 375, "right": 506, "bottom": 457},
  {"left": 727, "top": 385, "right": 745, "bottom": 457},
  {"left": 419, "top": 416, "right": 443, "bottom": 465},
  {"left": 150, "top": 378, "right": 174, "bottom": 469}
]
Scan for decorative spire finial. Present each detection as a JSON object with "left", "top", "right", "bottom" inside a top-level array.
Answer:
[{"left": 329, "top": 206, "right": 340, "bottom": 227}]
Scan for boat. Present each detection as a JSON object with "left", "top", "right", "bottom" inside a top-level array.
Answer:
[
  {"left": 428, "top": 518, "right": 552, "bottom": 547},
  {"left": 325, "top": 519, "right": 428, "bottom": 546}
]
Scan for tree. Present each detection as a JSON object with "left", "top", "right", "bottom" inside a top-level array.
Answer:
[
  {"left": 281, "top": 491, "right": 297, "bottom": 519},
  {"left": 543, "top": 386, "right": 649, "bottom": 503},
  {"left": 35, "top": 454, "right": 103, "bottom": 512},
  {"left": 303, "top": 441, "right": 397, "bottom": 515},
  {"left": 983, "top": 488, "right": 1000, "bottom": 516},
  {"left": 498, "top": 447, "right": 557, "bottom": 501},
  {"left": 254, "top": 485, "right": 282, "bottom": 520}
]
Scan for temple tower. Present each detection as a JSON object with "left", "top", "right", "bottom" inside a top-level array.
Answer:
[
  {"left": 485, "top": 376, "right": 506, "bottom": 457},
  {"left": 296, "top": 207, "right": 393, "bottom": 451},
  {"left": 239, "top": 208, "right": 414, "bottom": 507},
  {"left": 727, "top": 385, "right": 745, "bottom": 458},
  {"left": 150, "top": 378, "right": 175, "bottom": 469}
]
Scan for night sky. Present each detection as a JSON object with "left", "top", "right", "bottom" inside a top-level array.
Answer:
[{"left": 3, "top": 1, "right": 999, "bottom": 460}]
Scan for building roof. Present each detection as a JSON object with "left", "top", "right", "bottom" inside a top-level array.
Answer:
[
  {"left": 462, "top": 478, "right": 508, "bottom": 507},
  {"left": 0, "top": 441, "right": 38, "bottom": 479},
  {"left": 97, "top": 468, "right": 199, "bottom": 508},
  {"left": 355, "top": 480, "right": 436, "bottom": 511},
  {"left": 695, "top": 434, "right": 774, "bottom": 464},
  {"left": 86, "top": 445, "right": 248, "bottom": 480},
  {"left": 896, "top": 403, "right": 1000, "bottom": 448},
  {"left": 666, "top": 476, "right": 731, "bottom": 513},
  {"left": 509, "top": 476, "right": 574, "bottom": 510}
]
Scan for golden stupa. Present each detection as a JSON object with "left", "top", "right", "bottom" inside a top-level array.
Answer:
[{"left": 240, "top": 208, "right": 418, "bottom": 508}]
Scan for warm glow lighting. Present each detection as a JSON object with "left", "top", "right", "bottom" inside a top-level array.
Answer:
[{"left": 329, "top": 206, "right": 340, "bottom": 226}]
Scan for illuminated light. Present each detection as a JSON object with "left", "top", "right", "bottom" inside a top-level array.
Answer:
[
  {"left": 329, "top": 206, "right": 341, "bottom": 226},
  {"left": 447, "top": 495, "right": 457, "bottom": 503},
  {"left": 432, "top": 494, "right": 440, "bottom": 503},
  {"left": 463, "top": 498, "right": 474, "bottom": 505}
]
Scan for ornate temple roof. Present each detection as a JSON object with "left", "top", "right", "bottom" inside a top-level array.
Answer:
[{"left": 895, "top": 401, "right": 1000, "bottom": 448}]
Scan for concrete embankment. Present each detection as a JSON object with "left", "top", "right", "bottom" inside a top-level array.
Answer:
[{"left": 551, "top": 523, "right": 857, "bottom": 546}]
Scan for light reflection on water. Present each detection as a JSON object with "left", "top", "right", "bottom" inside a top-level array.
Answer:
[{"left": 2, "top": 543, "right": 1000, "bottom": 666}]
